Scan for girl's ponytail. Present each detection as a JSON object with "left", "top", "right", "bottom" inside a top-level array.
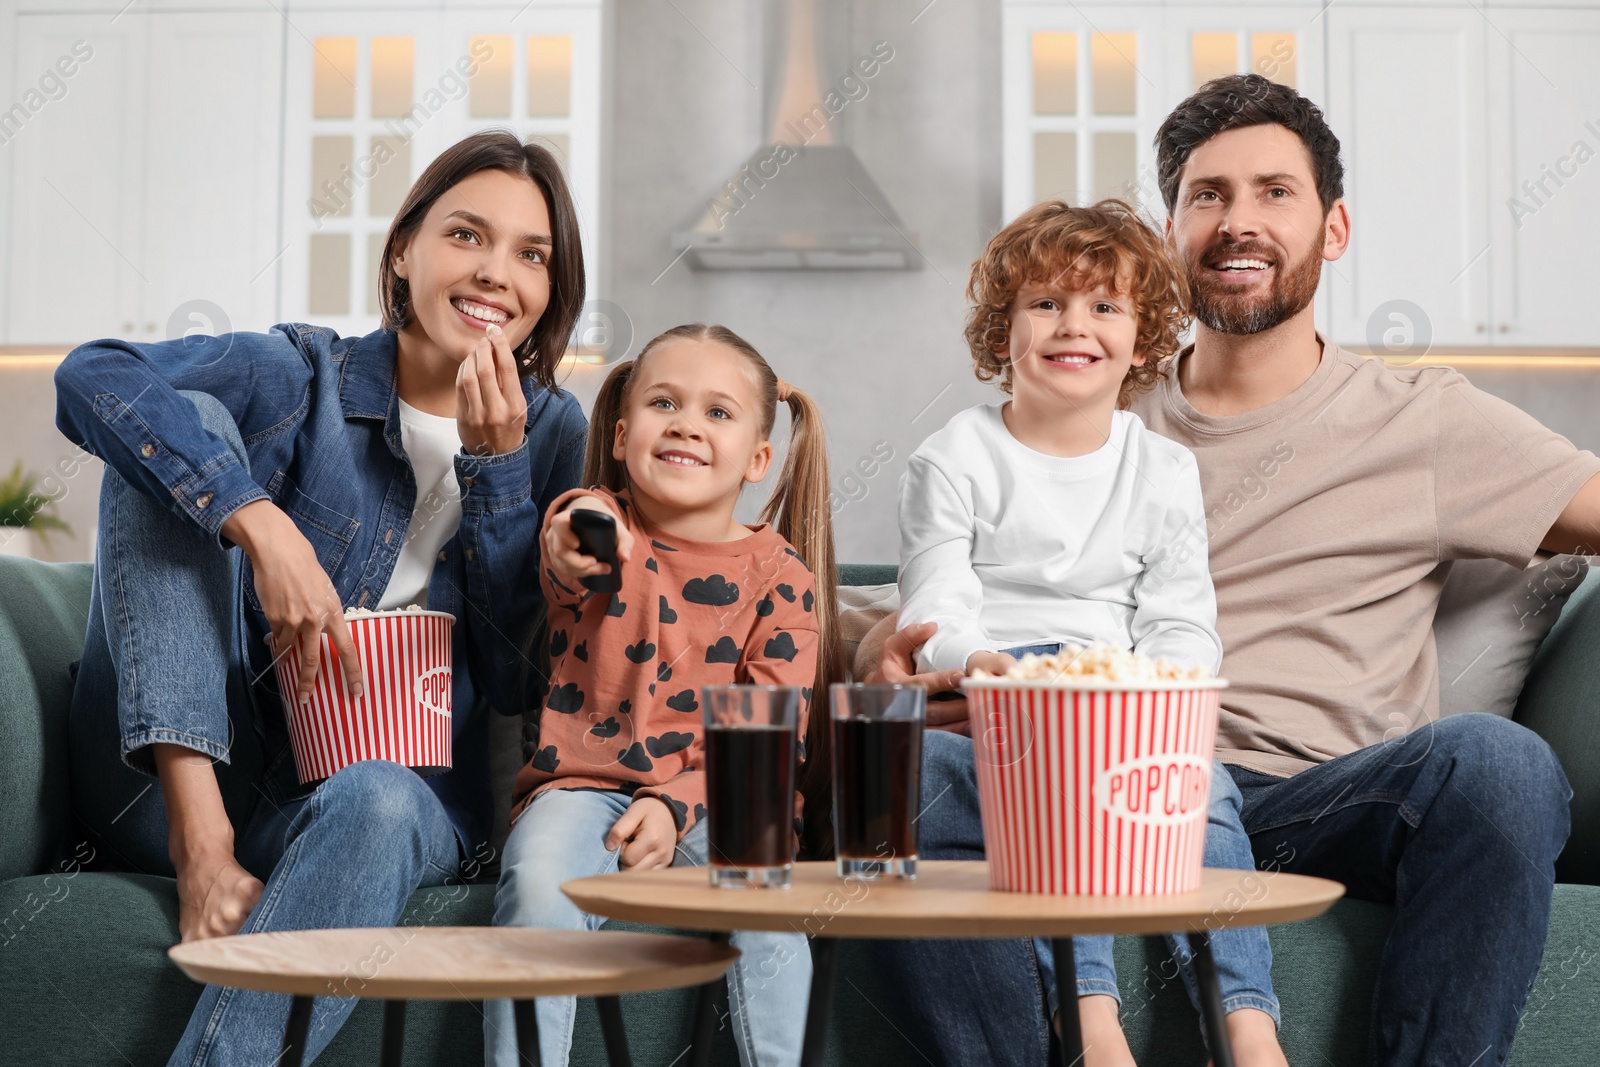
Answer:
[
  {"left": 582, "top": 359, "right": 635, "bottom": 492},
  {"left": 761, "top": 385, "right": 845, "bottom": 861}
]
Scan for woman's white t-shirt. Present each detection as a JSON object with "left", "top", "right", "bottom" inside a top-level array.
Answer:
[{"left": 378, "top": 398, "right": 464, "bottom": 609}]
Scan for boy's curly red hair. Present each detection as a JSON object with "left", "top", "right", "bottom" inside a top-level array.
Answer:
[{"left": 964, "top": 198, "right": 1192, "bottom": 408}]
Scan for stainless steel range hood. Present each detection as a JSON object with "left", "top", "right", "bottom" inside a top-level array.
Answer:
[{"left": 670, "top": 0, "right": 920, "bottom": 271}]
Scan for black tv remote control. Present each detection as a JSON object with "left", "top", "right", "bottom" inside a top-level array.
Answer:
[{"left": 569, "top": 507, "right": 622, "bottom": 593}]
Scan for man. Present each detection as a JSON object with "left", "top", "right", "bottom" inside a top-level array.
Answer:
[{"left": 860, "top": 73, "right": 1600, "bottom": 1067}]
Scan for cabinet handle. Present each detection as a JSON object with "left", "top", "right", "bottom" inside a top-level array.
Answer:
[
  {"left": 1497, "top": 324, "right": 1510, "bottom": 333},
  {"left": 123, "top": 321, "right": 134, "bottom": 332},
  {"left": 146, "top": 322, "right": 157, "bottom": 333},
  {"left": 1475, "top": 323, "right": 1486, "bottom": 333}
]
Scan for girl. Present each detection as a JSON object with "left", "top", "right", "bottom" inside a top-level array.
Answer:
[
  {"left": 485, "top": 324, "right": 844, "bottom": 1067},
  {"left": 56, "top": 130, "right": 588, "bottom": 1066}
]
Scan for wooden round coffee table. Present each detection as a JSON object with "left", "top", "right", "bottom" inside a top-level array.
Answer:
[
  {"left": 169, "top": 926, "right": 740, "bottom": 1067},
  {"left": 564, "top": 860, "right": 1344, "bottom": 1067}
]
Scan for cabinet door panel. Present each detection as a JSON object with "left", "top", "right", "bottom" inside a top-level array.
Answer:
[
  {"left": 142, "top": 13, "right": 284, "bottom": 339},
  {"left": 7, "top": 15, "right": 146, "bottom": 346},
  {"left": 1325, "top": 9, "right": 1491, "bottom": 350},
  {"left": 1487, "top": 13, "right": 1600, "bottom": 348}
]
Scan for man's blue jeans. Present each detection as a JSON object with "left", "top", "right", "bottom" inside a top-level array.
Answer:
[
  {"left": 878, "top": 712, "right": 1571, "bottom": 1066},
  {"left": 487, "top": 788, "right": 811, "bottom": 1067},
  {"left": 67, "top": 392, "right": 464, "bottom": 1067}
]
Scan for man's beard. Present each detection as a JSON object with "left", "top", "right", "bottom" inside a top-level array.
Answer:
[{"left": 1189, "top": 241, "right": 1324, "bottom": 336}]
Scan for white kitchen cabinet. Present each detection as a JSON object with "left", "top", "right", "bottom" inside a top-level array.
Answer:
[
  {"left": 4, "top": 9, "right": 283, "bottom": 347},
  {"left": 1485, "top": 7, "right": 1600, "bottom": 348},
  {"left": 1323, "top": 6, "right": 1493, "bottom": 350},
  {"left": 139, "top": 13, "right": 285, "bottom": 340},
  {"left": 6, "top": 13, "right": 148, "bottom": 345}
]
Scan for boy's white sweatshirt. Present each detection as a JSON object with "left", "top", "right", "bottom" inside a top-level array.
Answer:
[{"left": 898, "top": 403, "right": 1222, "bottom": 675}]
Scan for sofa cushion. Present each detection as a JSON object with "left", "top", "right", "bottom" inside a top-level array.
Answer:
[
  {"left": 1435, "top": 556, "right": 1588, "bottom": 718},
  {"left": 0, "top": 558, "right": 92, "bottom": 881}
]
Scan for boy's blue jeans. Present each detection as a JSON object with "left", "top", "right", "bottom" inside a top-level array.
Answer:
[
  {"left": 67, "top": 392, "right": 464, "bottom": 1067},
  {"left": 487, "top": 788, "right": 811, "bottom": 1067},
  {"left": 997, "top": 642, "right": 1277, "bottom": 1028}
]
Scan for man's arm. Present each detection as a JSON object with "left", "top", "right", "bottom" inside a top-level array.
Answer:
[{"left": 1543, "top": 472, "right": 1600, "bottom": 556}]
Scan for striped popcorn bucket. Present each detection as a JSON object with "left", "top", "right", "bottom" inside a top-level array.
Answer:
[
  {"left": 963, "top": 678, "right": 1226, "bottom": 895},
  {"left": 271, "top": 610, "right": 455, "bottom": 785}
]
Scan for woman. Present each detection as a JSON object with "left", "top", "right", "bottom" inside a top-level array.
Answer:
[{"left": 56, "top": 130, "right": 587, "bottom": 1064}]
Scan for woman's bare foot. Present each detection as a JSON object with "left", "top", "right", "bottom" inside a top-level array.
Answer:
[{"left": 1207, "top": 1007, "right": 1288, "bottom": 1067}]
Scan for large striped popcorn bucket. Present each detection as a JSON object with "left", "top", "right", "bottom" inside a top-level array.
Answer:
[
  {"left": 271, "top": 609, "right": 455, "bottom": 785},
  {"left": 963, "top": 677, "right": 1226, "bottom": 895}
]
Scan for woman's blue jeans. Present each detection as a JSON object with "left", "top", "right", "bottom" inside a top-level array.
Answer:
[
  {"left": 68, "top": 391, "right": 463, "bottom": 1067},
  {"left": 487, "top": 788, "right": 812, "bottom": 1067}
]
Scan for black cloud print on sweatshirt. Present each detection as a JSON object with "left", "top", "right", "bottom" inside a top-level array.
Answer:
[
  {"left": 664, "top": 689, "right": 699, "bottom": 713},
  {"left": 682, "top": 575, "right": 739, "bottom": 606},
  {"left": 546, "top": 682, "right": 585, "bottom": 713},
  {"left": 618, "top": 743, "right": 654, "bottom": 772},
  {"left": 705, "top": 636, "right": 740, "bottom": 664},
  {"left": 659, "top": 596, "right": 678, "bottom": 624},
  {"left": 645, "top": 731, "right": 694, "bottom": 757},
  {"left": 532, "top": 745, "right": 561, "bottom": 773},
  {"left": 624, "top": 639, "right": 657, "bottom": 663},
  {"left": 763, "top": 631, "right": 799, "bottom": 662}
]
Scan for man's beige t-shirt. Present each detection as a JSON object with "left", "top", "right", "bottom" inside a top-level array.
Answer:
[{"left": 1129, "top": 337, "right": 1600, "bottom": 778}]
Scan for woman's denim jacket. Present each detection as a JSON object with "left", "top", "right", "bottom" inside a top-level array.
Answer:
[{"left": 55, "top": 324, "right": 587, "bottom": 852}]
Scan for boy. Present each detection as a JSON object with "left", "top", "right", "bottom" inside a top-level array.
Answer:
[{"left": 897, "top": 199, "right": 1283, "bottom": 1066}]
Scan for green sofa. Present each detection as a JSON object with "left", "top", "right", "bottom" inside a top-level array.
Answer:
[{"left": 3, "top": 556, "right": 1598, "bottom": 1065}]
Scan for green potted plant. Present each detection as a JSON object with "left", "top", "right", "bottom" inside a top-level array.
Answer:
[{"left": 0, "top": 461, "right": 71, "bottom": 560}]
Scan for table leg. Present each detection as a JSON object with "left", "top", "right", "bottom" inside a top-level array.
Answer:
[
  {"left": 1051, "top": 938, "right": 1083, "bottom": 1067},
  {"left": 596, "top": 995, "right": 633, "bottom": 1067},
  {"left": 688, "top": 932, "right": 731, "bottom": 1067},
  {"left": 280, "top": 994, "right": 313, "bottom": 1067},
  {"left": 799, "top": 937, "right": 839, "bottom": 1067},
  {"left": 1190, "top": 932, "right": 1237, "bottom": 1067},
  {"left": 378, "top": 1000, "right": 406, "bottom": 1067},
  {"left": 513, "top": 999, "right": 543, "bottom": 1067}
]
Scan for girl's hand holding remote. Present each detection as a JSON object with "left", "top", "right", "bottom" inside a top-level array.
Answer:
[
  {"left": 224, "top": 499, "right": 365, "bottom": 698},
  {"left": 542, "top": 495, "right": 636, "bottom": 581},
  {"left": 605, "top": 796, "right": 676, "bottom": 870},
  {"left": 456, "top": 322, "right": 529, "bottom": 456}
]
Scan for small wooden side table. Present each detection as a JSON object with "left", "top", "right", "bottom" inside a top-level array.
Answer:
[
  {"left": 564, "top": 860, "right": 1344, "bottom": 1067},
  {"left": 169, "top": 926, "right": 740, "bottom": 1067}
]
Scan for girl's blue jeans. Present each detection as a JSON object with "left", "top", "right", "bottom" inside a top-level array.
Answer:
[
  {"left": 487, "top": 788, "right": 811, "bottom": 1067},
  {"left": 998, "top": 642, "right": 1279, "bottom": 1028},
  {"left": 67, "top": 391, "right": 464, "bottom": 1067}
]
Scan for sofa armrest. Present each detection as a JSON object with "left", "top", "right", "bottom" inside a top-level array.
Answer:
[
  {"left": 1515, "top": 569, "right": 1600, "bottom": 887},
  {"left": 0, "top": 557, "right": 94, "bottom": 881}
]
